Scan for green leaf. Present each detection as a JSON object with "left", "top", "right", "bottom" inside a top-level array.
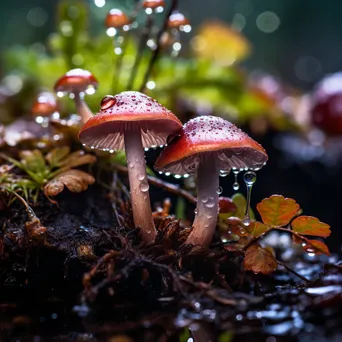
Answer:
[
  {"left": 232, "top": 193, "right": 255, "bottom": 220},
  {"left": 45, "top": 146, "right": 71, "bottom": 168},
  {"left": 19, "top": 150, "right": 46, "bottom": 175}
]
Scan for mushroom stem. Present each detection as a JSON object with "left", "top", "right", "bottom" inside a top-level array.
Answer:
[
  {"left": 74, "top": 93, "right": 94, "bottom": 124},
  {"left": 186, "top": 156, "right": 220, "bottom": 247},
  {"left": 124, "top": 130, "right": 157, "bottom": 243}
]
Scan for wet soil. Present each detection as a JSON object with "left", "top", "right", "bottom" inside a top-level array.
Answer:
[{"left": 1, "top": 184, "right": 342, "bottom": 342}]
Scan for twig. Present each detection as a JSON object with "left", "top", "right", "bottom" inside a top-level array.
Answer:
[
  {"left": 243, "top": 226, "right": 327, "bottom": 255},
  {"left": 179, "top": 275, "right": 237, "bottom": 306},
  {"left": 113, "top": 164, "right": 196, "bottom": 204},
  {"left": 112, "top": 33, "right": 130, "bottom": 94},
  {"left": 277, "top": 260, "right": 310, "bottom": 283},
  {"left": 127, "top": 15, "right": 153, "bottom": 90},
  {"left": 139, "top": 0, "right": 179, "bottom": 92}
]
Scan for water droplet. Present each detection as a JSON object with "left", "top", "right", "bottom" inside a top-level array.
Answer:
[
  {"left": 202, "top": 196, "right": 209, "bottom": 203},
  {"left": 216, "top": 186, "right": 223, "bottom": 195},
  {"left": 138, "top": 173, "right": 145, "bottom": 181},
  {"left": 194, "top": 208, "right": 198, "bottom": 214},
  {"left": 220, "top": 170, "right": 230, "bottom": 177},
  {"left": 129, "top": 162, "right": 134, "bottom": 168},
  {"left": 232, "top": 169, "right": 240, "bottom": 191},
  {"left": 244, "top": 171, "right": 257, "bottom": 186},
  {"left": 242, "top": 171, "right": 257, "bottom": 226},
  {"left": 205, "top": 197, "right": 216, "bottom": 208},
  {"left": 139, "top": 182, "right": 149, "bottom": 192}
]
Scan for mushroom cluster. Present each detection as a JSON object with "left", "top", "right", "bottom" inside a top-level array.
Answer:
[{"left": 79, "top": 92, "right": 268, "bottom": 247}]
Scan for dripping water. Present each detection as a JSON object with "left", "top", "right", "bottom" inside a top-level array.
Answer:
[
  {"left": 232, "top": 169, "right": 240, "bottom": 191},
  {"left": 242, "top": 171, "right": 256, "bottom": 225}
]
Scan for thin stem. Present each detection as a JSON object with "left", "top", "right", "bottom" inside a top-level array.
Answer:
[
  {"left": 124, "top": 130, "right": 156, "bottom": 244},
  {"left": 185, "top": 156, "right": 219, "bottom": 247},
  {"left": 277, "top": 260, "right": 310, "bottom": 283},
  {"left": 113, "top": 163, "right": 197, "bottom": 204},
  {"left": 112, "top": 32, "right": 130, "bottom": 94},
  {"left": 127, "top": 15, "right": 154, "bottom": 90},
  {"left": 139, "top": 0, "right": 179, "bottom": 93},
  {"left": 243, "top": 226, "right": 327, "bottom": 255},
  {"left": 74, "top": 93, "right": 93, "bottom": 124}
]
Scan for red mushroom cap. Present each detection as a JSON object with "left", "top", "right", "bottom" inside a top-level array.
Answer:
[
  {"left": 143, "top": 0, "right": 165, "bottom": 9},
  {"left": 105, "top": 9, "right": 131, "bottom": 28},
  {"left": 54, "top": 69, "right": 98, "bottom": 95},
  {"left": 31, "top": 92, "right": 57, "bottom": 117},
  {"left": 168, "top": 11, "right": 190, "bottom": 29},
  {"left": 79, "top": 91, "right": 182, "bottom": 151},
  {"left": 155, "top": 116, "right": 268, "bottom": 175}
]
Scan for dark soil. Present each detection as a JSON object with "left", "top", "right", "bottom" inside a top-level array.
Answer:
[{"left": 1, "top": 182, "right": 342, "bottom": 342}]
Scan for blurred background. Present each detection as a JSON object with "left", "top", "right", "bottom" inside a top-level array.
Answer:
[
  {"left": 1, "top": 0, "right": 342, "bottom": 252},
  {"left": 1, "top": 0, "right": 341, "bottom": 89}
]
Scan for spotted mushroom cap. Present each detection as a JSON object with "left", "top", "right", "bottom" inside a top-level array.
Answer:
[
  {"left": 143, "top": 0, "right": 165, "bottom": 9},
  {"left": 54, "top": 69, "right": 98, "bottom": 95},
  {"left": 154, "top": 116, "right": 268, "bottom": 175},
  {"left": 168, "top": 11, "right": 190, "bottom": 29},
  {"left": 79, "top": 91, "right": 183, "bottom": 151},
  {"left": 105, "top": 9, "right": 131, "bottom": 28},
  {"left": 32, "top": 92, "right": 57, "bottom": 117}
]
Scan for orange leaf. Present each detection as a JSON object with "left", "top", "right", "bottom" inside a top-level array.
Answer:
[
  {"left": 305, "top": 240, "right": 330, "bottom": 256},
  {"left": 249, "top": 221, "right": 270, "bottom": 237},
  {"left": 243, "top": 244, "right": 277, "bottom": 275},
  {"left": 257, "top": 195, "right": 300, "bottom": 227},
  {"left": 291, "top": 216, "right": 331, "bottom": 238}
]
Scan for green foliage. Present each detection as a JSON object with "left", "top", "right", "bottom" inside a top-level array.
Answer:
[
  {"left": 2, "top": 1, "right": 286, "bottom": 125},
  {"left": 0, "top": 147, "right": 96, "bottom": 203}
]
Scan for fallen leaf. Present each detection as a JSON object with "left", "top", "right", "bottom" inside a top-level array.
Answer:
[
  {"left": 243, "top": 244, "right": 278, "bottom": 275},
  {"left": 305, "top": 239, "right": 330, "bottom": 256},
  {"left": 291, "top": 216, "right": 331, "bottom": 237},
  {"left": 257, "top": 195, "right": 300, "bottom": 227},
  {"left": 44, "top": 170, "right": 95, "bottom": 199},
  {"left": 249, "top": 221, "right": 270, "bottom": 237}
]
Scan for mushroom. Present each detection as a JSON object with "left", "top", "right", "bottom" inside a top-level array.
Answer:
[
  {"left": 79, "top": 91, "right": 182, "bottom": 244},
  {"left": 31, "top": 91, "right": 59, "bottom": 126},
  {"left": 168, "top": 11, "right": 190, "bottom": 29},
  {"left": 154, "top": 116, "right": 268, "bottom": 247},
  {"left": 105, "top": 9, "right": 131, "bottom": 30},
  {"left": 143, "top": 0, "right": 165, "bottom": 12},
  {"left": 54, "top": 69, "right": 98, "bottom": 124},
  {"left": 167, "top": 11, "right": 191, "bottom": 57}
]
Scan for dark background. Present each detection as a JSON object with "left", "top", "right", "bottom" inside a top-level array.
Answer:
[{"left": 0, "top": 0, "right": 341, "bottom": 252}]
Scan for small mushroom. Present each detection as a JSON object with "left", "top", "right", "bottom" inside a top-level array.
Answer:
[
  {"left": 31, "top": 91, "right": 59, "bottom": 126},
  {"left": 167, "top": 11, "right": 191, "bottom": 57},
  {"left": 143, "top": 0, "right": 165, "bottom": 13},
  {"left": 79, "top": 91, "right": 182, "bottom": 244},
  {"left": 168, "top": 11, "right": 190, "bottom": 29},
  {"left": 105, "top": 9, "right": 131, "bottom": 29},
  {"left": 155, "top": 116, "right": 268, "bottom": 247},
  {"left": 54, "top": 69, "right": 98, "bottom": 124}
]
